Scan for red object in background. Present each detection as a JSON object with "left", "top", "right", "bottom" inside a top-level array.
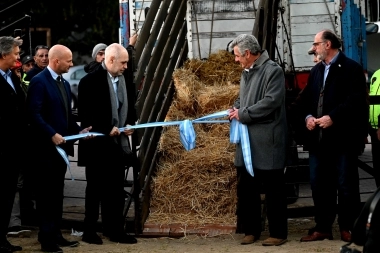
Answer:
[
  {"left": 285, "top": 72, "right": 310, "bottom": 91},
  {"left": 295, "top": 72, "right": 309, "bottom": 90},
  {"left": 11, "top": 60, "right": 22, "bottom": 70}
]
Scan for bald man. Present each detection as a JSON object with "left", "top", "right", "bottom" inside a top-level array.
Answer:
[
  {"left": 27, "top": 45, "right": 92, "bottom": 253},
  {"left": 78, "top": 43, "right": 137, "bottom": 245}
]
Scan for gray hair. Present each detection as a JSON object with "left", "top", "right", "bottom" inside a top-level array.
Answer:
[
  {"left": 0, "top": 36, "right": 23, "bottom": 56},
  {"left": 229, "top": 34, "right": 261, "bottom": 55}
]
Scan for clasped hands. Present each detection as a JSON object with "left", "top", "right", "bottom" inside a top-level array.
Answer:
[{"left": 306, "top": 115, "right": 333, "bottom": 131}]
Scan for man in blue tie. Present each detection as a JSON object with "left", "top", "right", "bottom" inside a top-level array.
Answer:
[{"left": 0, "top": 36, "right": 25, "bottom": 253}]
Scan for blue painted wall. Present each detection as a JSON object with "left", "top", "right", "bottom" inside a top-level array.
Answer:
[
  {"left": 120, "top": 1, "right": 130, "bottom": 48},
  {"left": 341, "top": 0, "right": 367, "bottom": 70}
]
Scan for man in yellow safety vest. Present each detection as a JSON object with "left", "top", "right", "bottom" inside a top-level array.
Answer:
[{"left": 369, "top": 69, "right": 380, "bottom": 187}]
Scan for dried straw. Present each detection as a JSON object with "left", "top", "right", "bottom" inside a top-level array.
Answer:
[{"left": 147, "top": 50, "right": 242, "bottom": 227}]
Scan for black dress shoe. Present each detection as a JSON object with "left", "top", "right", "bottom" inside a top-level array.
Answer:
[
  {"left": 57, "top": 237, "right": 79, "bottom": 247},
  {"left": 41, "top": 244, "right": 63, "bottom": 253},
  {"left": 0, "top": 240, "right": 22, "bottom": 252},
  {"left": 109, "top": 233, "right": 137, "bottom": 244},
  {"left": 82, "top": 232, "right": 103, "bottom": 245}
]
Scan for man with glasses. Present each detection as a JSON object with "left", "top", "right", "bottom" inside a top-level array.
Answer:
[
  {"left": 297, "top": 30, "right": 368, "bottom": 243},
  {"left": 24, "top": 45, "right": 49, "bottom": 82}
]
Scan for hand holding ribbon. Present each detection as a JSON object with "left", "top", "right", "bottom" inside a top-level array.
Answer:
[{"left": 57, "top": 110, "right": 253, "bottom": 179}]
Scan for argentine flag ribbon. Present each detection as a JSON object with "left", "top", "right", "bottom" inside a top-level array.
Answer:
[
  {"left": 58, "top": 110, "right": 253, "bottom": 179},
  {"left": 230, "top": 119, "right": 253, "bottom": 177}
]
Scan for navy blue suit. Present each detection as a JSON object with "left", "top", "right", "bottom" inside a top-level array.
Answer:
[{"left": 27, "top": 68, "right": 81, "bottom": 245}]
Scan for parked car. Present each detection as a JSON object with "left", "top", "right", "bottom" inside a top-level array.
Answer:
[{"left": 62, "top": 64, "right": 86, "bottom": 109}]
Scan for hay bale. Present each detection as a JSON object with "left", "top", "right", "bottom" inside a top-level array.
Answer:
[
  {"left": 197, "top": 85, "right": 240, "bottom": 115},
  {"left": 147, "top": 50, "right": 242, "bottom": 226},
  {"left": 183, "top": 50, "right": 242, "bottom": 86}
]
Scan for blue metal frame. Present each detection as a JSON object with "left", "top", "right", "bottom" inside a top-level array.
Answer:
[
  {"left": 119, "top": 0, "right": 130, "bottom": 48},
  {"left": 341, "top": 0, "right": 367, "bottom": 70}
]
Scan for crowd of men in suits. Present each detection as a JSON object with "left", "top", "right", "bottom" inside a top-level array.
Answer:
[{"left": 0, "top": 35, "right": 138, "bottom": 253}]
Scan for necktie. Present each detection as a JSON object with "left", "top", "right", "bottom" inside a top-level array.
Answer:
[{"left": 56, "top": 76, "right": 69, "bottom": 123}]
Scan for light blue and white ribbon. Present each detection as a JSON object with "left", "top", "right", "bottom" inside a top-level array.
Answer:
[
  {"left": 58, "top": 110, "right": 253, "bottom": 179},
  {"left": 230, "top": 119, "right": 253, "bottom": 177}
]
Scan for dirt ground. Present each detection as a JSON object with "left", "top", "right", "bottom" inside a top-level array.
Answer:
[{"left": 9, "top": 217, "right": 364, "bottom": 253}]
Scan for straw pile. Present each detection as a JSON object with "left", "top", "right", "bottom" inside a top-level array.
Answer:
[{"left": 146, "top": 50, "right": 243, "bottom": 226}]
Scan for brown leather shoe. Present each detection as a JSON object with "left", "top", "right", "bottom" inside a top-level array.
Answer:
[
  {"left": 340, "top": 230, "right": 352, "bottom": 242},
  {"left": 262, "top": 237, "right": 287, "bottom": 246},
  {"left": 241, "top": 235, "right": 256, "bottom": 245},
  {"left": 300, "top": 231, "right": 333, "bottom": 242}
]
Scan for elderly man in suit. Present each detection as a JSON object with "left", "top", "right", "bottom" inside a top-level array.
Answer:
[
  {"left": 228, "top": 34, "right": 288, "bottom": 247},
  {"left": 0, "top": 36, "right": 25, "bottom": 253},
  {"left": 27, "top": 44, "right": 92, "bottom": 253},
  {"left": 78, "top": 43, "right": 137, "bottom": 245}
]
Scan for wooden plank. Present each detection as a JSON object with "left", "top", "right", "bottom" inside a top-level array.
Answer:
[
  {"left": 290, "top": 2, "right": 335, "bottom": 16},
  {"left": 143, "top": 223, "right": 236, "bottom": 237},
  {"left": 289, "top": 0, "right": 334, "bottom": 3},
  {"left": 290, "top": 14, "right": 335, "bottom": 24},
  {"left": 192, "top": 19, "right": 254, "bottom": 33},
  {"left": 191, "top": 0, "right": 255, "bottom": 13},
  {"left": 194, "top": 11, "right": 255, "bottom": 21},
  {"left": 290, "top": 22, "right": 336, "bottom": 36}
]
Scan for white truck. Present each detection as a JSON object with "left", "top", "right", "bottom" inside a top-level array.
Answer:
[{"left": 128, "top": 0, "right": 373, "bottom": 90}]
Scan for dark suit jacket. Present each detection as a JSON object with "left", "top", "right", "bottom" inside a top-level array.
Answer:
[
  {"left": 77, "top": 64, "right": 137, "bottom": 166},
  {"left": 298, "top": 52, "right": 369, "bottom": 153},
  {"left": 27, "top": 68, "right": 81, "bottom": 156},
  {"left": 24, "top": 64, "right": 44, "bottom": 82},
  {"left": 0, "top": 71, "right": 27, "bottom": 153}
]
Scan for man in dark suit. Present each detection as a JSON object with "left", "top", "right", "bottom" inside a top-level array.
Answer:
[
  {"left": 297, "top": 30, "right": 369, "bottom": 243},
  {"left": 0, "top": 36, "right": 25, "bottom": 253},
  {"left": 78, "top": 43, "right": 137, "bottom": 245},
  {"left": 27, "top": 44, "right": 92, "bottom": 253}
]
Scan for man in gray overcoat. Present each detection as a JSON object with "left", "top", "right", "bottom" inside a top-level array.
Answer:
[{"left": 228, "top": 34, "right": 288, "bottom": 246}]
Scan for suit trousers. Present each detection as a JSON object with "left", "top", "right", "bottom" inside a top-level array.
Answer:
[
  {"left": 236, "top": 167, "right": 288, "bottom": 239},
  {"left": 309, "top": 149, "right": 361, "bottom": 232},
  {"left": 35, "top": 148, "right": 67, "bottom": 244},
  {"left": 83, "top": 161, "right": 126, "bottom": 236},
  {"left": 0, "top": 151, "right": 20, "bottom": 242}
]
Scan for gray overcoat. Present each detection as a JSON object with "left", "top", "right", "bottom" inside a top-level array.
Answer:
[{"left": 233, "top": 50, "right": 287, "bottom": 170}]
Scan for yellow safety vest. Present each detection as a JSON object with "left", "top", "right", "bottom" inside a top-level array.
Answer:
[
  {"left": 370, "top": 69, "right": 380, "bottom": 128},
  {"left": 22, "top": 73, "right": 29, "bottom": 85}
]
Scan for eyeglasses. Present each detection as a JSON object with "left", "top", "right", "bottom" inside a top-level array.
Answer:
[
  {"left": 34, "top": 45, "right": 49, "bottom": 53},
  {"left": 312, "top": 41, "right": 325, "bottom": 47}
]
